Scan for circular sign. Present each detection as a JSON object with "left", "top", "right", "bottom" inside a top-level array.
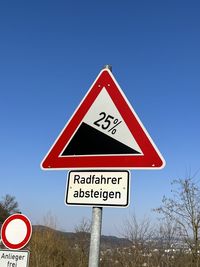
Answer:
[{"left": 1, "top": 213, "right": 32, "bottom": 250}]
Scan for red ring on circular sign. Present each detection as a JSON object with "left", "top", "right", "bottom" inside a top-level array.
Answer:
[{"left": 1, "top": 213, "right": 32, "bottom": 250}]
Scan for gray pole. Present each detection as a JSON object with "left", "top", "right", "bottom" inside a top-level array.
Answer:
[
  {"left": 88, "top": 65, "right": 112, "bottom": 267},
  {"left": 103, "top": 64, "right": 112, "bottom": 72},
  {"left": 88, "top": 207, "right": 103, "bottom": 267}
]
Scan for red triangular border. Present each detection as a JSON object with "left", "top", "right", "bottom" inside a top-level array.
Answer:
[{"left": 41, "top": 69, "right": 165, "bottom": 169}]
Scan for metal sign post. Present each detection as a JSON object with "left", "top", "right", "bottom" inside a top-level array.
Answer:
[
  {"left": 41, "top": 64, "right": 165, "bottom": 267},
  {"left": 88, "top": 207, "right": 103, "bottom": 267},
  {"left": 88, "top": 65, "right": 110, "bottom": 267},
  {"left": 65, "top": 170, "right": 130, "bottom": 266},
  {"left": 65, "top": 169, "right": 130, "bottom": 266}
]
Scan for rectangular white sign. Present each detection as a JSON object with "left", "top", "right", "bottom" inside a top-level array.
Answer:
[
  {"left": 0, "top": 250, "right": 29, "bottom": 267},
  {"left": 65, "top": 170, "right": 130, "bottom": 207}
]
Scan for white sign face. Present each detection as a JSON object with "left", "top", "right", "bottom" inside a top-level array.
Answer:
[
  {"left": 0, "top": 250, "right": 29, "bottom": 267},
  {"left": 83, "top": 87, "right": 142, "bottom": 154},
  {"left": 65, "top": 170, "right": 130, "bottom": 207},
  {"left": 60, "top": 87, "right": 143, "bottom": 157}
]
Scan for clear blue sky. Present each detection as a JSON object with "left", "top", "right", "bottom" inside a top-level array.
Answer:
[{"left": 0, "top": 1, "right": 200, "bottom": 235}]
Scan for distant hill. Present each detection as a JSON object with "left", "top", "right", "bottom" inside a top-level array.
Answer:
[{"left": 33, "top": 225, "right": 131, "bottom": 249}]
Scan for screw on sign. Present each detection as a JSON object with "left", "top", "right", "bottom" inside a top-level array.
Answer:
[{"left": 1, "top": 214, "right": 32, "bottom": 250}]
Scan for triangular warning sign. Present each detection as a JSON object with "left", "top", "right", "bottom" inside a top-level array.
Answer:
[{"left": 41, "top": 69, "right": 165, "bottom": 169}]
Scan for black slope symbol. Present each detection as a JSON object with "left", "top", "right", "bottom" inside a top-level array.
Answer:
[{"left": 61, "top": 122, "right": 141, "bottom": 156}]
